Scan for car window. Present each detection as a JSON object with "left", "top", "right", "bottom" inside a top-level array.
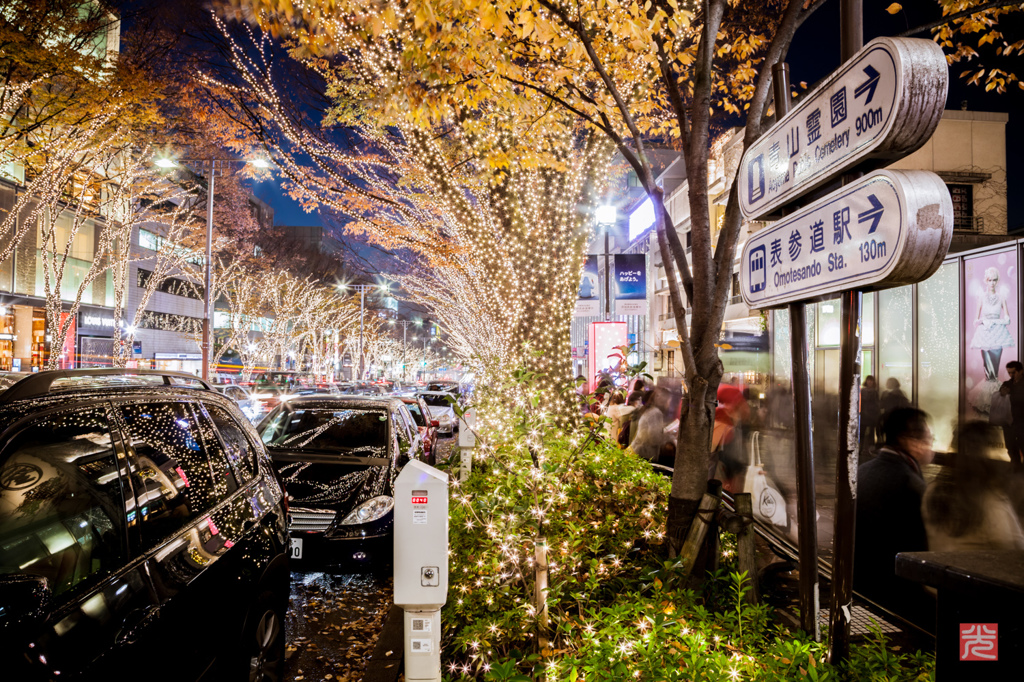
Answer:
[
  {"left": 421, "top": 394, "right": 452, "bottom": 407},
  {"left": 404, "top": 402, "right": 427, "bottom": 427},
  {"left": 0, "top": 407, "right": 124, "bottom": 598},
  {"left": 117, "top": 402, "right": 237, "bottom": 549},
  {"left": 260, "top": 408, "right": 389, "bottom": 455},
  {"left": 393, "top": 408, "right": 413, "bottom": 452},
  {"left": 202, "top": 404, "right": 257, "bottom": 484},
  {"left": 191, "top": 403, "right": 250, "bottom": 490}
]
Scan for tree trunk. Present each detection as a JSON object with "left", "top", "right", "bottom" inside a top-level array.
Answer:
[
  {"left": 667, "top": 374, "right": 716, "bottom": 557},
  {"left": 533, "top": 535, "right": 550, "bottom": 648}
]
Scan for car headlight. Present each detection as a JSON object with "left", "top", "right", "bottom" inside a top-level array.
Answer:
[
  {"left": 339, "top": 495, "right": 394, "bottom": 525},
  {"left": 439, "top": 413, "right": 451, "bottom": 423}
]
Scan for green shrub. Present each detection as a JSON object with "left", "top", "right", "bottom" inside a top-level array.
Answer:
[{"left": 440, "top": 437, "right": 934, "bottom": 681}]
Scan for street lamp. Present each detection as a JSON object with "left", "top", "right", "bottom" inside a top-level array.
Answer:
[
  {"left": 597, "top": 205, "right": 617, "bottom": 321},
  {"left": 155, "top": 153, "right": 270, "bottom": 381}
]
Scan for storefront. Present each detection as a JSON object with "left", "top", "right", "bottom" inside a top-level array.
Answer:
[
  {"left": 77, "top": 307, "right": 117, "bottom": 368},
  {"left": 154, "top": 352, "right": 203, "bottom": 376}
]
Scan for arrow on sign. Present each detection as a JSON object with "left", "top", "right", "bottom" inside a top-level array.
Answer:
[
  {"left": 855, "top": 65, "right": 880, "bottom": 104},
  {"left": 858, "top": 194, "right": 884, "bottom": 234}
]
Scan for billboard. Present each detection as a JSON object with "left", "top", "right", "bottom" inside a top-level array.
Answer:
[
  {"left": 964, "top": 248, "right": 1018, "bottom": 421},
  {"left": 576, "top": 255, "right": 600, "bottom": 316},
  {"left": 588, "top": 322, "right": 627, "bottom": 393},
  {"left": 614, "top": 254, "right": 647, "bottom": 315}
]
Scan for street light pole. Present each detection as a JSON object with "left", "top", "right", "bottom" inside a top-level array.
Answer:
[
  {"left": 201, "top": 159, "right": 215, "bottom": 382},
  {"left": 343, "top": 284, "right": 375, "bottom": 381},
  {"left": 156, "top": 154, "right": 271, "bottom": 381}
]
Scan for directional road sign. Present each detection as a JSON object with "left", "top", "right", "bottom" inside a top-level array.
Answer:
[
  {"left": 740, "top": 170, "right": 952, "bottom": 309},
  {"left": 740, "top": 37, "right": 948, "bottom": 221}
]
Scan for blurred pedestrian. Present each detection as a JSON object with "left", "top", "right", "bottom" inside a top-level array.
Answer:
[
  {"left": 879, "top": 377, "right": 909, "bottom": 426},
  {"left": 604, "top": 391, "right": 628, "bottom": 440},
  {"left": 860, "top": 375, "right": 881, "bottom": 453},
  {"left": 999, "top": 360, "right": 1024, "bottom": 469},
  {"left": 923, "top": 421, "right": 1024, "bottom": 551},
  {"left": 854, "top": 407, "right": 935, "bottom": 632},
  {"left": 617, "top": 390, "right": 644, "bottom": 447},
  {"left": 630, "top": 388, "right": 668, "bottom": 462}
]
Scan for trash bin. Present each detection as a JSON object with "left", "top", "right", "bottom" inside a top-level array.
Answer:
[{"left": 896, "top": 550, "right": 1024, "bottom": 678}]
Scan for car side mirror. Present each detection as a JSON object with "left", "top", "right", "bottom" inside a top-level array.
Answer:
[
  {"left": 431, "top": 420, "right": 440, "bottom": 428},
  {"left": 0, "top": 574, "right": 51, "bottom": 630}
]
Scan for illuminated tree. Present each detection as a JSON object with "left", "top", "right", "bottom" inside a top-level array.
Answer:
[
  {"left": 202, "top": 13, "right": 612, "bottom": 422},
  {"left": 231, "top": 0, "right": 824, "bottom": 553}
]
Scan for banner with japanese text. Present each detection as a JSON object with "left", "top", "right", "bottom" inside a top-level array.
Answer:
[{"left": 614, "top": 254, "right": 647, "bottom": 315}]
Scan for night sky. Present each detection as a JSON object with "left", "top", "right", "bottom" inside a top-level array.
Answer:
[{"left": 252, "top": 1, "right": 1023, "bottom": 232}]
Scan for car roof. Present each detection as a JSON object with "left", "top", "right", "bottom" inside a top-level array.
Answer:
[
  {"left": 0, "top": 370, "right": 238, "bottom": 433},
  {"left": 276, "top": 396, "right": 404, "bottom": 410}
]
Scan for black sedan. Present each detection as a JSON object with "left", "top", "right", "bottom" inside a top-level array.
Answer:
[{"left": 257, "top": 397, "right": 425, "bottom": 569}]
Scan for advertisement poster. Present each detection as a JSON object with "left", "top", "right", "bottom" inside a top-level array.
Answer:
[
  {"left": 614, "top": 254, "right": 647, "bottom": 315},
  {"left": 576, "top": 255, "right": 600, "bottom": 317},
  {"left": 964, "top": 249, "right": 1018, "bottom": 420}
]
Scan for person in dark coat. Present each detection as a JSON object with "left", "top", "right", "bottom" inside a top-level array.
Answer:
[
  {"left": 860, "top": 375, "right": 881, "bottom": 454},
  {"left": 854, "top": 407, "right": 936, "bottom": 633},
  {"left": 879, "top": 377, "right": 910, "bottom": 427},
  {"left": 999, "top": 360, "right": 1024, "bottom": 469}
]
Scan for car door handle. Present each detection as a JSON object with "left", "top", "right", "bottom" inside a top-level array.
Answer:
[{"left": 116, "top": 605, "right": 161, "bottom": 646}]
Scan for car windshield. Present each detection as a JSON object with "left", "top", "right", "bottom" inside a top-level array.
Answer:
[
  {"left": 421, "top": 394, "right": 453, "bottom": 407},
  {"left": 260, "top": 407, "right": 389, "bottom": 454}
]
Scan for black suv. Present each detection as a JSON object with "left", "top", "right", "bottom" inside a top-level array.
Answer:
[{"left": 0, "top": 370, "right": 290, "bottom": 681}]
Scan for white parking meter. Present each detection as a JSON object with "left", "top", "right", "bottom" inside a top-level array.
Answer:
[
  {"left": 457, "top": 408, "right": 476, "bottom": 481},
  {"left": 394, "top": 460, "right": 449, "bottom": 681}
]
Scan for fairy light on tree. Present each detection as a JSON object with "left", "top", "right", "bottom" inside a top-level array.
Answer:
[
  {"left": 231, "top": 0, "right": 834, "bottom": 555},
  {"left": 200, "top": 11, "right": 612, "bottom": 423}
]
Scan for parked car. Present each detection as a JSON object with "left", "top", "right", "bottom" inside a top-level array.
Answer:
[
  {"left": 258, "top": 396, "right": 425, "bottom": 568},
  {"left": 0, "top": 369, "right": 290, "bottom": 681},
  {"left": 418, "top": 390, "right": 457, "bottom": 435},
  {"left": 397, "top": 395, "right": 439, "bottom": 465},
  {"left": 214, "top": 382, "right": 264, "bottom": 422}
]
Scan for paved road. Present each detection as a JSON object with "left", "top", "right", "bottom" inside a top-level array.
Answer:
[
  {"left": 282, "top": 434, "right": 456, "bottom": 681},
  {"left": 285, "top": 571, "right": 392, "bottom": 681}
]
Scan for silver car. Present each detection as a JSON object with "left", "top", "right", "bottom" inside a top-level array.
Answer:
[
  {"left": 418, "top": 391, "right": 457, "bottom": 435},
  {"left": 215, "top": 384, "right": 263, "bottom": 422}
]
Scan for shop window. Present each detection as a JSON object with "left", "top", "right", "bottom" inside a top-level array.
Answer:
[
  {"left": 816, "top": 299, "right": 841, "bottom": 347},
  {"left": 0, "top": 408, "right": 123, "bottom": 598},
  {"left": 878, "top": 286, "right": 913, "bottom": 400},
  {"left": 963, "top": 250, "right": 1017, "bottom": 423},
  {"left": 919, "top": 262, "right": 961, "bottom": 451}
]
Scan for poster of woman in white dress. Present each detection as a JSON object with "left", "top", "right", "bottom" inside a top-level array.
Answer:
[{"left": 966, "top": 250, "right": 1018, "bottom": 419}]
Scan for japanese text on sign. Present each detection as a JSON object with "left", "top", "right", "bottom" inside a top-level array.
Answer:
[
  {"left": 740, "top": 37, "right": 947, "bottom": 220},
  {"left": 742, "top": 172, "right": 910, "bottom": 307}
]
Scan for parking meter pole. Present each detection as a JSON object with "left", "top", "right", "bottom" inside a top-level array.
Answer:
[
  {"left": 394, "top": 461, "right": 449, "bottom": 682},
  {"left": 773, "top": 60, "right": 821, "bottom": 641}
]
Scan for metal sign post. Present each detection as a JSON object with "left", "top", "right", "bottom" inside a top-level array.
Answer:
[
  {"left": 773, "top": 61, "right": 820, "bottom": 641},
  {"left": 738, "top": 12, "right": 951, "bottom": 664}
]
